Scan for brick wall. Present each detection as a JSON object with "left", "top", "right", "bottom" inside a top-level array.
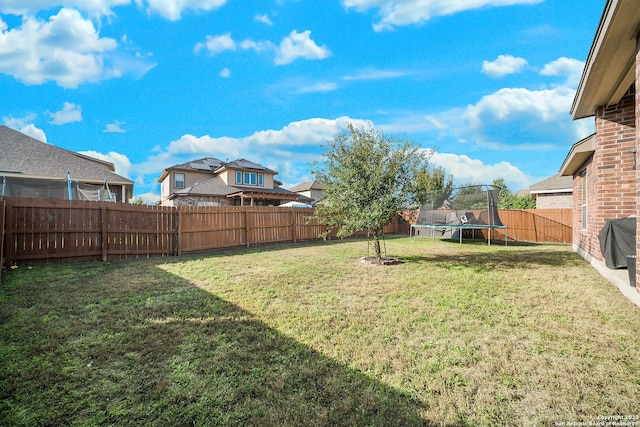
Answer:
[
  {"left": 572, "top": 88, "right": 637, "bottom": 264},
  {"left": 535, "top": 193, "right": 572, "bottom": 209},
  {"left": 636, "top": 36, "right": 640, "bottom": 294}
]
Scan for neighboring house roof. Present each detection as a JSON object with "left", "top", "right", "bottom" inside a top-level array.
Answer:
[
  {"left": 288, "top": 180, "right": 326, "bottom": 192},
  {"left": 157, "top": 157, "right": 278, "bottom": 183},
  {"left": 168, "top": 174, "right": 298, "bottom": 201},
  {"left": 0, "top": 125, "right": 133, "bottom": 185},
  {"left": 221, "top": 158, "right": 277, "bottom": 174},
  {"left": 560, "top": 134, "right": 596, "bottom": 176},
  {"left": 529, "top": 174, "right": 573, "bottom": 195},
  {"left": 571, "top": 0, "right": 640, "bottom": 119},
  {"left": 157, "top": 157, "right": 225, "bottom": 182}
]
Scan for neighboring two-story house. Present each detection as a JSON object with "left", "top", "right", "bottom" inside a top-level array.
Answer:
[
  {"left": 0, "top": 125, "right": 133, "bottom": 202},
  {"left": 157, "top": 157, "right": 300, "bottom": 207}
]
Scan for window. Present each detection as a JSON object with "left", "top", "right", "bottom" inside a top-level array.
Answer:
[
  {"left": 174, "top": 173, "right": 185, "bottom": 189},
  {"left": 580, "top": 170, "right": 587, "bottom": 230},
  {"left": 236, "top": 171, "right": 265, "bottom": 186}
]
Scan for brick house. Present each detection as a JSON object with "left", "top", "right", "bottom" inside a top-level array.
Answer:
[
  {"left": 528, "top": 174, "right": 573, "bottom": 209},
  {"left": 560, "top": 0, "right": 640, "bottom": 301},
  {"left": 157, "top": 157, "right": 300, "bottom": 207}
]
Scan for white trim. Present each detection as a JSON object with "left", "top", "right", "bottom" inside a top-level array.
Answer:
[{"left": 530, "top": 188, "right": 573, "bottom": 195}]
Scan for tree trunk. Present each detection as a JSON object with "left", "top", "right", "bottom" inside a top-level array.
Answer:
[{"left": 372, "top": 230, "right": 382, "bottom": 260}]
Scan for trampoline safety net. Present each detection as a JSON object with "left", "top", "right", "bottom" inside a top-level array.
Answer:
[
  {"left": 416, "top": 185, "right": 504, "bottom": 227},
  {"left": 1, "top": 176, "right": 118, "bottom": 202}
]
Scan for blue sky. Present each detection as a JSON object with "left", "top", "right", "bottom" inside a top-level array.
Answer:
[{"left": 0, "top": 0, "right": 602, "bottom": 202}]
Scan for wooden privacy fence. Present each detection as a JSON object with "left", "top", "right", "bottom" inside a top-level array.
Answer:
[
  {"left": 0, "top": 197, "right": 572, "bottom": 267},
  {"left": 0, "top": 197, "right": 404, "bottom": 266},
  {"left": 494, "top": 209, "right": 573, "bottom": 243},
  {"left": 403, "top": 208, "right": 573, "bottom": 244}
]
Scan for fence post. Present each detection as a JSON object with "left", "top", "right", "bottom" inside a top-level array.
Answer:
[
  {"left": 177, "top": 209, "right": 183, "bottom": 256},
  {"left": 101, "top": 204, "right": 108, "bottom": 261},
  {"left": 173, "top": 208, "right": 179, "bottom": 256},
  {"left": 245, "top": 207, "right": 251, "bottom": 248},
  {"left": 5, "top": 199, "right": 13, "bottom": 267},
  {"left": 292, "top": 207, "right": 297, "bottom": 243}
]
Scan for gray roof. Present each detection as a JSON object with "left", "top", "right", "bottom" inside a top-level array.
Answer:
[
  {"left": 0, "top": 125, "right": 133, "bottom": 184},
  {"left": 172, "top": 176, "right": 297, "bottom": 198},
  {"left": 170, "top": 157, "right": 225, "bottom": 172},
  {"left": 529, "top": 174, "right": 573, "bottom": 193},
  {"left": 223, "top": 158, "right": 277, "bottom": 174},
  {"left": 288, "top": 180, "right": 326, "bottom": 192},
  {"left": 161, "top": 157, "right": 277, "bottom": 182}
]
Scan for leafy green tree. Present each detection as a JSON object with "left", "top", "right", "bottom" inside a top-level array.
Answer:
[
  {"left": 413, "top": 165, "right": 454, "bottom": 208},
  {"left": 492, "top": 178, "right": 536, "bottom": 209},
  {"left": 131, "top": 197, "right": 145, "bottom": 205},
  {"left": 312, "top": 124, "right": 427, "bottom": 260}
]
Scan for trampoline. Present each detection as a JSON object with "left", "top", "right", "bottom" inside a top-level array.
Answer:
[{"left": 410, "top": 184, "right": 508, "bottom": 245}]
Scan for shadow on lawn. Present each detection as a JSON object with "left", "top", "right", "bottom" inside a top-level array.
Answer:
[
  {"left": 399, "top": 247, "right": 583, "bottom": 271},
  {"left": 0, "top": 262, "right": 431, "bottom": 426}
]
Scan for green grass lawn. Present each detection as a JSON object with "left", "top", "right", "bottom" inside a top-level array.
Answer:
[{"left": 2, "top": 236, "right": 640, "bottom": 426}]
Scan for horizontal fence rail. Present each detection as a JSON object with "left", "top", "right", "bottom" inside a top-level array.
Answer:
[{"left": 0, "top": 197, "right": 571, "bottom": 267}]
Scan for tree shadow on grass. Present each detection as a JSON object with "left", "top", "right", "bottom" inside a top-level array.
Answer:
[
  {"left": 0, "top": 262, "right": 432, "bottom": 426},
  {"left": 398, "top": 247, "right": 584, "bottom": 272}
]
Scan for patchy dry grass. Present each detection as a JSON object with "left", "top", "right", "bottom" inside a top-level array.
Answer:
[{"left": 1, "top": 236, "right": 640, "bottom": 426}]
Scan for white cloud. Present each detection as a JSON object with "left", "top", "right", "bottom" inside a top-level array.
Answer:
[
  {"left": 79, "top": 150, "right": 133, "bottom": 178},
  {"left": 0, "top": 8, "right": 117, "bottom": 88},
  {"left": 255, "top": 14, "right": 273, "bottom": 25},
  {"left": 297, "top": 82, "right": 338, "bottom": 93},
  {"left": 343, "top": 68, "right": 406, "bottom": 80},
  {"left": 274, "top": 30, "right": 331, "bottom": 65},
  {"left": 219, "top": 67, "right": 231, "bottom": 78},
  {"left": 238, "top": 39, "right": 272, "bottom": 52},
  {"left": 145, "top": 0, "right": 227, "bottom": 21},
  {"left": 342, "top": 0, "right": 544, "bottom": 31},
  {"left": 3, "top": 115, "right": 47, "bottom": 142},
  {"left": 462, "top": 86, "right": 575, "bottom": 130},
  {"left": 194, "top": 33, "right": 273, "bottom": 55},
  {"left": 46, "top": 102, "right": 82, "bottom": 125},
  {"left": 104, "top": 120, "right": 126, "bottom": 133},
  {"left": 133, "top": 192, "right": 162, "bottom": 204},
  {"left": 429, "top": 151, "right": 534, "bottom": 191},
  {"left": 540, "top": 56, "right": 584, "bottom": 87},
  {"left": 194, "top": 30, "right": 329, "bottom": 65},
  {"left": 135, "top": 116, "right": 370, "bottom": 179},
  {"left": 482, "top": 55, "right": 528, "bottom": 78},
  {"left": 194, "top": 32, "right": 235, "bottom": 54},
  {"left": 0, "top": 0, "right": 130, "bottom": 16}
]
